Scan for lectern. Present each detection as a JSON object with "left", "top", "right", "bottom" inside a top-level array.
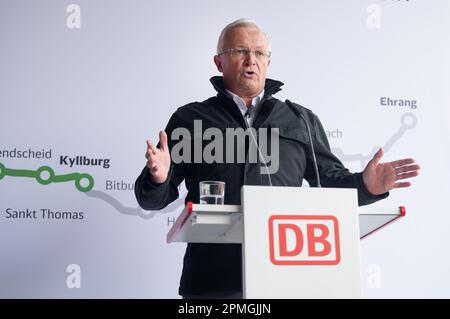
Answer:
[{"left": 167, "top": 186, "right": 405, "bottom": 298}]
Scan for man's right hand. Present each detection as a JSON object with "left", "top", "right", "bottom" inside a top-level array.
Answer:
[{"left": 146, "top": 131, "right": 171, "bottom": 184}]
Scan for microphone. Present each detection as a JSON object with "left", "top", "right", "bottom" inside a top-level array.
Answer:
[
  {"left": 244, "top": 110, "right": 273, "bottom": 186},
  {"left": 285, "top": 100, "right": 321, "bottom": 188}
]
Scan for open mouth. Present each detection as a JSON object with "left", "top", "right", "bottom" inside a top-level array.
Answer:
[{"left": 244, "top": 71, "right": 256, "bottom": 77}]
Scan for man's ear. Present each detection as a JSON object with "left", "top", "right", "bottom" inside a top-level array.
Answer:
[{"left": 214, "top": 55, "right": 223, "bottom": 72}]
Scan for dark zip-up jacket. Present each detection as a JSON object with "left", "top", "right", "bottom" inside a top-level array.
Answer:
[{"left": 135, "top": 76, "right": 388, "bottom": 296}]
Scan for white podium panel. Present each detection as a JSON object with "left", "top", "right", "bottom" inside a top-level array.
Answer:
[
  {"left": 241, "top": 186, "right": 361, "bottom": 299},
  {"left": 167, "top": 202, "right": 242, "bottom": 244}
]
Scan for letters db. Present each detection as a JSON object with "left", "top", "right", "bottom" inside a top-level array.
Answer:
[{"left": 268, "top": 215, "right": 341, "bottom": 265}]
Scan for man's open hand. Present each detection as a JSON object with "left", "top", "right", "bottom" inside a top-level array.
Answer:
[
  {"left": 146, "top": 131, "right": 171, "bottom": 184},
  {"left": 362, "top": 148, "right": 420, "bottom": 195}
]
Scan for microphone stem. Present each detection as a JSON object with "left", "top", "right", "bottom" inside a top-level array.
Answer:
[{"left": 245, "top": 114, "right": 273, "bottom": 187}]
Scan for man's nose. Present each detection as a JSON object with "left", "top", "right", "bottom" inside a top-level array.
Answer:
[{"left": 244, "top": 51, "right": 257, "bottom": 65}]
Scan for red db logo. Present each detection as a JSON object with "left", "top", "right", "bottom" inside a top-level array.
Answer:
[{"left": 268, "top": 215, "right": 341, "bottom": 265}]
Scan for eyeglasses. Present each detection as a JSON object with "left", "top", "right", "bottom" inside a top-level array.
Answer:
[{"left": 218, "top": 48, "right": 271, "bottom": 61}]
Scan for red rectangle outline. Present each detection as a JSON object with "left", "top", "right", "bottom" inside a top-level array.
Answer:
[{"left": 268, "top": 215, "right": 341, "bottom": 265}]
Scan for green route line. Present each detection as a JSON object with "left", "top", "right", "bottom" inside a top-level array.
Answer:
[{"left": 0, "top": 162, "right": 94, "bottom": 192}]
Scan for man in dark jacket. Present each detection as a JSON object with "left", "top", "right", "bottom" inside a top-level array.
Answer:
[{"left": 135, "top": 19, "right": 420, "bottom": 298}]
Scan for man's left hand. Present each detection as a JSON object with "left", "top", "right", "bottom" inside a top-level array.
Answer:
[{"left": 362, "top": 148, "right": 421, "bottom": 196}]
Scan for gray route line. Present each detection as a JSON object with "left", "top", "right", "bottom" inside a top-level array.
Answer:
[
  {"left": 331, "top": 112, "right": 417, "bottom": 168},
  {"left": 85, "top": 190, "right": 185, "bottom": 219}
]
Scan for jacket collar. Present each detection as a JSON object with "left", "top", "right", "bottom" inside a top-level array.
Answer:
[{"left": 210, "top": 76, "right": 284, "bottom": 100}]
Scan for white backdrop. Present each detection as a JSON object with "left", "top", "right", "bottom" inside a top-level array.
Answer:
[{"left": 0, "top": 0, "right": 449, "bottom": 298}]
